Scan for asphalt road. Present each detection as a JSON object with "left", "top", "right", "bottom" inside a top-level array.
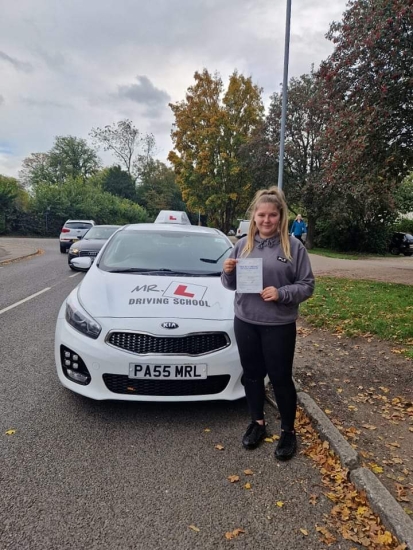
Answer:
[{"left": 0, "top": 240, "right": 355, "bottom": 550}]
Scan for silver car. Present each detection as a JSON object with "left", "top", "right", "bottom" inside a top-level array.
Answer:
[{"left": 59, "top": 219, "right": 95, "bottom": 253}]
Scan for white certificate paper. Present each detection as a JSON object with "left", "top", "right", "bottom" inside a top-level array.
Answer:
[{"left": 236, "top": 258, "right": 263, "bottom": 293}]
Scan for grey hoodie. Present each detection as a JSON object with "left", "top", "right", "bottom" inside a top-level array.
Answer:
[{"left": 221, "top": 234, "right": 315, "bottom": 326}]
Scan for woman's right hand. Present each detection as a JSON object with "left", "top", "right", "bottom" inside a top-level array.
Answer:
[{"left": 223, "top": 258, "right": 237, "bottom": 274}]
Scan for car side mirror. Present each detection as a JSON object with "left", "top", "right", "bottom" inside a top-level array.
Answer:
[{"left": 70, "top": 257, "right": 92, "bottom": 271}]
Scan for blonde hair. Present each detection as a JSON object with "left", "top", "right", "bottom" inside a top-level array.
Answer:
[{"left": 241, "top": 186, "right": 292, "bottom": 260}]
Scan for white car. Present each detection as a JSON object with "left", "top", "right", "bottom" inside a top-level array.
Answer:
[{"left": 55, "top": 223, "right": 244, "bottom": 402}]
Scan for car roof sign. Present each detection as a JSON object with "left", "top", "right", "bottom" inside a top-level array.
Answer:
[{"left": 154, "top": 210, "right": 191, "bottom": 225}]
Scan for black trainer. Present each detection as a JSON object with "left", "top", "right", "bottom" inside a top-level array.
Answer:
[
  {"left": 274, "top": 430, "right": 297, "bottom": 461},
  {"left": 242, "top": 421, "right": 267, "bottom": 449}
]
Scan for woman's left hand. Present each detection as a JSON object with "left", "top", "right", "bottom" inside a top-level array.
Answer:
[{"left": 260, "top": 286, "right": 279, "bottom": 302}]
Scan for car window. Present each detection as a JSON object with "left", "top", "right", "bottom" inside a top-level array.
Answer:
[
  {"left": 65, "top": 222, "right": 93, "bottom": 230},
  {"left": 405, "top": 234, "right": 413, "bottom": 243},
  {"left": 84, "top": 227, "right": 119, "bottom": 240},
  {"left": 99, "top": 230, "right": 232, "bottom": 274}
]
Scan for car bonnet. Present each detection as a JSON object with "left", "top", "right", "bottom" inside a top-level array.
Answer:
[{"left": 77, "top": 270, "right": 235, "bottom": 320}]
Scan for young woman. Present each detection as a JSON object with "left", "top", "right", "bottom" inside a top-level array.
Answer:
[{"left": 221, "top": 187, "right": 315, "bottom": 460}]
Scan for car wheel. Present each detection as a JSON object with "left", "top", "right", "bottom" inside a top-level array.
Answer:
[
  {"left": 403, "top": 251, "right": 412, "bottom": 257},
  {"left": 390, "top": 247, "right": 400, "bottom": 255},
  {"left": 60, "top": 245, "right": 67, "bottom": 253},
  {"left": 69, "top": 264, "right": 77, "bottom": 271}
]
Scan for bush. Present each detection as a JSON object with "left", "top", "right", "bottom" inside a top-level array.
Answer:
[{"left": 394, "top": 218, "right": 413, "bottom": 235}]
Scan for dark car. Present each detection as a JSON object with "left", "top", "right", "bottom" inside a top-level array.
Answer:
[
  {"left": 68, "top": 225, "right": 121, "bottom": 269},
  {"left": 389, "top": 232, "right": 413, "bottom": 256}
]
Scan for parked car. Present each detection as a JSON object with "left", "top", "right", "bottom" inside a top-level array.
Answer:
[
  {"left": 236, "top": 220, "right": 250, "bottom": 239},
  {"left": 389, "top": 232, "right": 413, "bottom": 256},
  {"left": 56, "top": 223, "right": 244, "bottom": 402},
  {"left": 59, "top": 220, "right": 95, "bottom": 253},
  {"left": 68, "top": 225, "right": 121, "bottom": 269}
]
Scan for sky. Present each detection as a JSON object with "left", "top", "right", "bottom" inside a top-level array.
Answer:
[{"left": 0, "top": 0, "right": 348, "bottom": 178}]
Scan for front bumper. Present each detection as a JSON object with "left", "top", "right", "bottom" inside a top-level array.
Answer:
[{"left": 55, "top": 312, "right": 244, "bottom": 402}]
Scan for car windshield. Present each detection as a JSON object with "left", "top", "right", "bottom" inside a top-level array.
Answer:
[
  {"left": 84, "top": 226, "right": 119, "bottom": 240},
  {"left": 66, "top": 222, "right": 93, "bottom": 230},
  {"left": 405, "top": 234, "right": 413, "bottom": 243},
  {"left": 98, "top": 229, "right": 233, "bottom": 275}
]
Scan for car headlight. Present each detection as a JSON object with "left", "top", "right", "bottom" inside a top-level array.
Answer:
[
  {"left": 65, "top": 292, "right": 101, "bottom": 339},
  {"left": 70, "top": 248, "right": 79, "bottom": 255}
]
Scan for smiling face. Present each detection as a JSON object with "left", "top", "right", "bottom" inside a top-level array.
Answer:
[{"left": 253, "top": 202, "right": 281, "bottom": 239}]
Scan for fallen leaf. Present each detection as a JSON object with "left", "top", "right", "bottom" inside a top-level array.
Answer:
[
  {"left": 264, "top": 437, "right": 274, "bottom": 443},
  {"left": 300, "top": 528, "right": 308, "bottom": 536},
  {"left": 204, "top": 428, "right": 211, "bottom": 432},
  {"left": 309, "top": 494, "right": 318, "bottom": 506},
  {"left": 244, "top": 483, "right": 251, "bottom": 490},
  {"left": 224, "top": 528, "right": 245, "bottom": 540},
  {"left": 214, "top": 444, "right": 224, "bottom": 451},
  {"left": 5, "top": 429, "right": 16, "bottom": 435},
  {"left": 325, "top": 409, "right": 332, "bottom": 414},
  {"left": 243, "top": 469, "right": 253, "bottom": 475},
  {"left": 188, "top": 525, "right": 200, "bottom": 532},
  {"left": 276, "top": 501, "right": 284, "bottom": 507},
  {"left": 361, "top": 424, "right": 377, "bottom": 430},
  {"left": 227, "top": 475, "right": 240, "bottom": 483}
]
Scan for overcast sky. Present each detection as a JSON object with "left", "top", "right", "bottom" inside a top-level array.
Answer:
[{"left": 0, "top": 0, "right": 348, "bottom": 178}]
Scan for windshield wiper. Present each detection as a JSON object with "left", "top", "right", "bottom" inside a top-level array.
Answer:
[
  {"left": 200, "top": 247, "right": 232, "bottom": 264},
  {"left": 106, "top": 268, "right": 156, "bottom": 273}
]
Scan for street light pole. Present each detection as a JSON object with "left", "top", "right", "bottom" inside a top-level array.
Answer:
[{"left": 277, "top": 0, "right": 292, "bottom": 191}]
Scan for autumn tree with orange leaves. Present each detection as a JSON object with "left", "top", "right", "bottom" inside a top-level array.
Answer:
[{"left": 168, "top": 69, "right": 264, "bottom": 232}]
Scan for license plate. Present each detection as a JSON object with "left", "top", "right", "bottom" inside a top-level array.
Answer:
[{"left": 128, "top": 363, "right": 207, "bottom": 379}]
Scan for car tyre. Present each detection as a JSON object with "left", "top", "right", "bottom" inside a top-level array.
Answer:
[
  {"left": 390, "top": 247, "right": 400, "bottom": 256},
  {"left": 60, "top": 244, "right": 67, "bottom": 253},
  {"left": 403, "top": 251, "right": 412, "bottom": 257}
]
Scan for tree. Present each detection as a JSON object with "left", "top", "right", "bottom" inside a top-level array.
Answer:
[
  {"left": 135, "top": 160, "right": 185, "bottom": 219},
  {"left": 262, "top": 72, "right": 329, "bottom": 248},
  {"left": 90, "top": 120, "right": 156, "bottom": 181},
  {"left": 48, "top": 136, "right": 101, "bottom": 183},
  {"left": 19, "top": 137, "right": 101, "bottom": 188},
  {"left": 168, "top": 69, "right": 264, "bottom": 232},
  {"left": 0, "top": 175, "right": 30, "bottom": 233},
  {"left": 99, "top": 166, "right": 137, "bottom": 201},
  {"left": 316, "top": 0, "right": 413, "bottom": 251}
]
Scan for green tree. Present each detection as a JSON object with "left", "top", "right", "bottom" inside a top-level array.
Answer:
[
  {"left": 90, "top": 120, "right": 156, "bottom": 181},
  {"left": 168, "top": 69, "right": 264, "bottom": 232},
  {"left": 136, "top": 160, "right": 185, "bottom": 219},
  {"left": 99, "top": 166, "right": 137, "bottom": 201},
  {"left": 19, "top": 137, "right": 101, "bottom": 188}
]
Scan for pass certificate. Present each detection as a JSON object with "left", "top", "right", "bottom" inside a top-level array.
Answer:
[{"left": 236, "top": 258, "right": 263, "bottom": 293}]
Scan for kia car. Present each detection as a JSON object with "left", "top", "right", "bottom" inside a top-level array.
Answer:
[
  {"left": 55, "top": 223, "right": 244, "bottom": 402},
  {"left": 68, "top": 225, "right": 121, "bottom": 269},
  {"left": 59, "top": 220, "right": 95, "bottom": 253}
]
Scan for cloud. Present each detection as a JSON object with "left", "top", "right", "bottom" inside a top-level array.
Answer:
[
  {"left": 0, "top": 50, "right": 33, "bottom": 73},
  {"left": 21, "top": 97, "right": 72, "bottom": 109},
  {"left": 117, "top": 75, "right": 170, "bottom": 112},
  {"left": 0, "top": 95, "right": 4, "bottom": 106}
]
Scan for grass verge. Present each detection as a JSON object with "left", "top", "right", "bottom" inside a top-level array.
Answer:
[
  {"left": 307, "top": 248, "right": 384, "bottom": 260},
  {"left": 300, "top": 277, "right": 413, "bottom": 359}
]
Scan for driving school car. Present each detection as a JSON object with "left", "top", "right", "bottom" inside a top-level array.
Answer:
[{"left": 55, "top": 223, "right": 244, "bottom": 402}]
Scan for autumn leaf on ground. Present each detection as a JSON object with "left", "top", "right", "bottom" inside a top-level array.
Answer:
[
  {"left": 316, "top": 525, "right": 336, "bottom": 545},
  {"left": 243, "top": 469, "right": 253, "bottom": 475},
  {"left": 244, "top": 483, "right": 251, "bottom": 490},
  {"left": 227, "top": 475, "right": 240, "bottom": 483},
  {"left": 224, "top": 528, "right": 245, "bottom": 540},
  {"left": 214, "top": 444, "right": 224, "bottom": 451},
  {"left": 361, "top": 424, "right": 377, "bottom": 430},
  {"left": 204, "top": 428, "right": 211, "bottom": 432},
  {"left": 369, "top": 463, "right": 384, "bottom": 474},
  {"left": 264, "top": 437, "right": 274, "bottom": 443},
  {"left": 309, "top": 494, "right": 318, "bottom": 506},
  {"left": 188, "top": 524, "right": 200, "bottom": 532},
  {"left": 276, "top": 501, "right": 284, "bottom": 507},
  {"left": 5, "top": 429, "right": 16, "bottom": 435},
  {"left": 299, "top": 528, "right": 308, "bottom": 536}
]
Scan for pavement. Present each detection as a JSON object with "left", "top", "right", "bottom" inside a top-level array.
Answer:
[
  {"left": 0, "top": 237, "right": 41, "bottom": 265},
  {"left": 1, "top": 237, "right": 413, "bottom": 548}
]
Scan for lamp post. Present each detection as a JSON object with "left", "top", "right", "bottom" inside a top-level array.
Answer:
[{"left": 277, "top": 0, "right": 292, "bottom": 191}]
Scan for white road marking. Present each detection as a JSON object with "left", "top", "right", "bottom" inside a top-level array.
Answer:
[
  {"left": 0, "top": 287, "right": 51, "bottom": 315},
  {"left": 69, "top": 272, "right": 80, "bottom": 278}
]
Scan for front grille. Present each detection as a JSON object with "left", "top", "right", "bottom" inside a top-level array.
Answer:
[
  {"left": 80, "top": 250, "right": 98, "bottom": 257},
  {"left": 103, "top": 374, "right": 230, "bottom": 396},
  {"left": 106, "top": 331, "right": 229, "bottom": 356}
]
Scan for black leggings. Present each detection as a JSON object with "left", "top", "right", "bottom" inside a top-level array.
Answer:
[{"left": 234, "top": 317, "right": 297, "bottom": 431}]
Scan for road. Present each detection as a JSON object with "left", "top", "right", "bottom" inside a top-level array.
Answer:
[{"left": 0, "top": 239, "right": 355, "bottom": 550}]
